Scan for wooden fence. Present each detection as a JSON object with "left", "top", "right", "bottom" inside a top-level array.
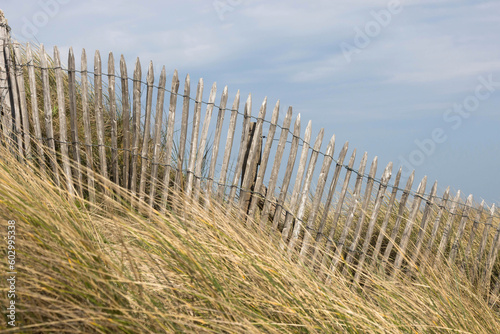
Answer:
[{"left": 1, "top": 11, "right": 500, "bottom": 306}]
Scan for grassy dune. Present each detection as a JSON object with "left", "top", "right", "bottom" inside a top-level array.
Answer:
[{"left": 0, "top": 144, "right": 499, "bottom": 333}]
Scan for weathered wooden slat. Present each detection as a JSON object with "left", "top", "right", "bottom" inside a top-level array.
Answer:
[
  {"left": 185, "top": 78, "right": 204, "bottom": 198},
  {"left": 159, "top": 70, "right": 180, "bottom": 209},
  {"left": 130, "top": 58, "right": 142, "bottom": 198},
  {"left": 343, "top": 156, "right": 378, "bottom": 276},
  {"left": 326, "top": 152, "right": 368, "bottom": 277},
  {"left": 393, "top": 176, "right": 428, "bottom": 275},
  {"left": 119, "top": 55, "right": 131, "bottom": 190},
  {"left": 310, "top": 141, "right": 349, "bottom": 261},
  {"left": 474, "top": 203, "right": 492, "bottom": 279},
  {"left": 54, "top": 46, "right": 74, "bottom": 195},
  {"left": 206, "top": 85, "right": 229, "bottom": 204},
  {"left": 40, "top": 44, "right": 60, "bottom": 186},
  {"left": 381, "top": 171, "right": 415, "bottom": 269},
  {"left": 448, "top": 194, "right": 474, "bottom": 264},
  {"left": 148, "top": 66, "right": 167, "bottom": 207},
  {"left": 13, "top": 43, "right": 31, "bottom": 159},
  {"left": 0, "top": 39, "right": 11, "bottom": 143},
  {"left": 174, "top": 74, "right": 191, "bottom": 194},
  {"left": 260, "top": 107, "right": 293, "bottom": 229},
  {"left": 280, "top": 120, "right": 312, "bottom": 243},
  {"left": 315, "top": 148, "right": 356, "bottom": 269},
  {"left": 94, "top": 50, "right": 108, "bottom": 184},
  {"left": 480, "top": 205, "right": 498, "bottom": 293},
  {"left": 81, "top": 49, "right": 95, "bottom": 202},
  {"left": 193, "top": 82, "right": 217, "bottom": 202},
  {"left": 240, "top": 97, "right": 267, "bottom": 217},
  {"left": 247, "top": 99, "right": 280, "bottom": 222},
  {"left": 227, "top": 94, "right": 252, "bottom": 204},
  {"left": 299, "top": 134, "right": 335, "bottom": 261},
  {"left": 108, "top": 52, "right": 119, "bottom": 184},
  {"left": 464, "top": 200, "right": 485, "bottom": 268},
  {"left": 371, "top": 167, "right": 402, "bottom": 263},
  {"left": 67, "top": 48, "right": 83, "bottom": 197},
  {"left": 4, "top": 41, "right": 23, "bottom": 157},
  {"left": 26, "top": 44, "right": 46, "bottom": 175},
  {"left": 434, "top": 190, "right": 462, "bottom": 268},
  {"left": 410, "top": 180, "right": 438, "bottom": 266},
  {"left": 423, "top": 187, "right": 450, "bottom": 264},
  {"left": 217, "top": 90, "right": 240, "bottom": 199},
  {"left": 0, "top": 13, "right": 10, "bottom": 143},
  {"left": 287, "top": 128, "right": 324, "bottom": 256},
  {"left": 354, "top": 162, "right": 393, "bottom": 284},
  {"left": 138, "top": 61, "right": 154, "bottom": 202}
]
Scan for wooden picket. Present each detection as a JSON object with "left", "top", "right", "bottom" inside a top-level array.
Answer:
[
  {"left": 13, "top": 43, "right": 30, "bottom": 160},
  {"left": 4, "top": 40, "right": 22, "bottom": 157},
  {"left": 174, "top": 74, "right": 191, "bottom": 196},
  {"left": 26, "top": 43, "right": 45, "bottom": 175},
  {"left": 0, "top": 39, "right": 11, "bottom": 142},
  {"left": 185, "top": 79, "right": 203, "bottom": 198},
  {"left": 81, "top": 49, "right": 96, "bottom": 202},
  {"left": 120, "top": 55, "right": 131, "bottom": 190},
  {"left": 138, "top": 61, "right": 154, "bottom": 202},
  {"left": 159, "top": 69, "right": 180, "bottom": 210},
  {"left": 54, "top": 46, "right": 74, "bottom": 195},
  {"left": 40, "top": 44, "right": 60, "bottom": 187},
  {"left": 193, "top": 82, "right": 217, "bottom": 202},
  {"left": 206, "top": 85, "right": 228, "bottom": 205},
  {"left": 108, "top": 53, "right": 119, "bottom": 185},
  {"left": 217, "top": 90, "right": 239, "bottom": 199},
  {"left": 68, "top": 47, "right": 83, "bottom": 197},
  {"left": 130, "top": 58, "right": 142, "bottom": 198}
]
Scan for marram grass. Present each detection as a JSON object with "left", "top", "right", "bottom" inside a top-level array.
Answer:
[{"left": 0, "top": 145, "right": 499, "bottom": 333}]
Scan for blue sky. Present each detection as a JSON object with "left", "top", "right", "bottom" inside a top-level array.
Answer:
[{"left": 2, "top": 0, "right": 500, "bottom": 204}]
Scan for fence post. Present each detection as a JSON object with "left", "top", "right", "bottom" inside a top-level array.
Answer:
[{"left": 4, "top": 39, "right": 23, "bottom": 158}]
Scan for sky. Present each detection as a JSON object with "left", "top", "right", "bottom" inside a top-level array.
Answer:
[{"left": 2, "top": 0, "right": 500, "bottom": 205}]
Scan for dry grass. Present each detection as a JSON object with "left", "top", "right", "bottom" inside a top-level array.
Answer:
[
  {"left": 0, "top": 143, "right": 499, "bottom": 333},
  {"left": 1, "top": 41, "right": 499, "bottom": 333}
]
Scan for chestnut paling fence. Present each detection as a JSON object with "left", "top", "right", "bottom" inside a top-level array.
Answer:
[{"left": 1, "top": 12, "right": 500, "bottom": 306}]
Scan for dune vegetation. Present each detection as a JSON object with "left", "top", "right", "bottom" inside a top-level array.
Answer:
[
  {"left": 1, "top": 142, "right": 500, "bottom": 333},
  {"left": 0, "top": 41, "right": 499, "bottom": 333}
]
